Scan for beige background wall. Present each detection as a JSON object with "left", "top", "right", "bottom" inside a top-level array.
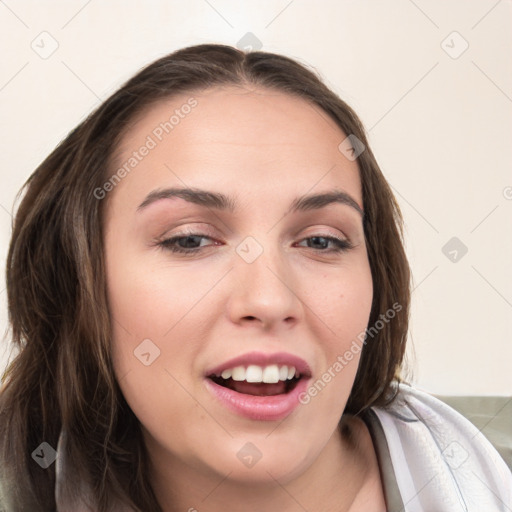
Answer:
[{"left": 1, "top": 0, "right": 511, "bottom": 395}]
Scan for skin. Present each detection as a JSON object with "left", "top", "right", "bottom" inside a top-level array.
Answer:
[{"left": 104, "top": 85, "right": 386, "bottom": 511}]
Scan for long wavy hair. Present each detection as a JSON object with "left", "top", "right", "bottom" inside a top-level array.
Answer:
[{"left": 0, "top": 43, "right": 410, "bottom": 510}]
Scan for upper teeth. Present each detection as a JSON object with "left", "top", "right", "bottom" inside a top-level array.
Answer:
[{"left": 219, "top": 365, "right": 297, "bottom": 383}]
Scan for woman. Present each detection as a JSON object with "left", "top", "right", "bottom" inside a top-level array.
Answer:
[{"left": 0, "top": 43, "right": 510, "bottom": 511}]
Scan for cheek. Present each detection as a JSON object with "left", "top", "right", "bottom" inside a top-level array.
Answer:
[
  {"left": 104, "top": 240, "right": 228, "bottom": 406},
  {"left": 298, "top": 263, "right": 372, "bottom": 420},
  {"left": 106, "top": 256, "right": 191, "bottom": 336},
  {"left": 303, "top": 257, "right": 373, "bottom": 384},
  {"left": 105, "top": 253, "right": 208, "bottom": 452},
  {"left": 307, "top": 259, "right": 373, "bottom": 345}
]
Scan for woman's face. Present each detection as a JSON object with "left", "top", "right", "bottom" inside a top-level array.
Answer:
[{"left": 104, "top": 85, "right": 373, "bottom": 485}]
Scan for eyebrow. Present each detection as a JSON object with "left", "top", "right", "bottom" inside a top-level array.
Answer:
[{"left": 137, "top": 187, "right": 363, "bottom": 217}]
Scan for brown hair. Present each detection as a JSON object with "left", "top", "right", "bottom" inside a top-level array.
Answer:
[{"left": 0, "top": 43, "right": 410, "bottom": 510}]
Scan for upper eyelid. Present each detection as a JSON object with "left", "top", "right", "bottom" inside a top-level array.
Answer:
[{"left": 165, "top": 225, "right": 349, "bottom": 237}]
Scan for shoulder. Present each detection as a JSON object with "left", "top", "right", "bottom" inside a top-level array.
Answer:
[{"left": 369, "top": 383, "right": 512, "bottom": 511}]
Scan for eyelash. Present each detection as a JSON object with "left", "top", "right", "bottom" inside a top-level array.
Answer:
[{"left": 156, "top": 232, "right": 353, "bottom": 255}]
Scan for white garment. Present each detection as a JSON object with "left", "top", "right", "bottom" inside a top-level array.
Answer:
[
  {"left": 368, "top": 383, "right": 512, "bottom": 511},
  {"left": 52, "top": 383, "right": 512, "bottom": 511}
]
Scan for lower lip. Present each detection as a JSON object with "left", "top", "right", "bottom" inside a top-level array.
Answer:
[{"left": 204, "top": 377, "right": 310, "bottom": 421}]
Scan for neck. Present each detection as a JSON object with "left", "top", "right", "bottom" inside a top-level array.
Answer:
[{"left": 147, "top": 416, "right": 379, "bottom": 512}]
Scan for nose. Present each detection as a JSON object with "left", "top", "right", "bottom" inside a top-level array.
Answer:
[{"left": 225, "top": 240, "right": 304, "bottom": 330}]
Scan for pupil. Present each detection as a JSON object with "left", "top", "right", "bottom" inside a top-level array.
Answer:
[
  {"left": 180, "top": 235, "right": 201, "bottom": 248},
  {"left": 310, "top": 236, "right": 327, "bottom": 249}
]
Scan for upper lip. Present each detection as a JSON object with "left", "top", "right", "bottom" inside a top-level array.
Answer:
[{"left": 205, "top": 351, "right": 312, "bottom": 378}]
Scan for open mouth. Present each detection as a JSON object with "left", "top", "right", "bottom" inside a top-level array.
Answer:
[
  {"left": 205, "top": 357, "right": 312, "bottom": 420},
  {"left": 209, "top": 375, "right": 302, "bottom": 396},
  {"left": 208, "top": 364, "right": 304, "bottom": 397}
]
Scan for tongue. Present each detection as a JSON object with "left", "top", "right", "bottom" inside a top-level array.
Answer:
[{"left": 229, "top": 380, "right": 288, "bottom": 396}]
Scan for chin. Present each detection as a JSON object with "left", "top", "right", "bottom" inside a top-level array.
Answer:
[{"left": 184, "top": 423, "right": 322, "bottom": 487}]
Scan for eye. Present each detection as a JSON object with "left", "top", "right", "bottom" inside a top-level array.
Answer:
[
  {"left": 157, "top": 233, "right": 217, "bottom": 254},
  {"left": 156, "top": 232, "right": 353, "bottom": 255},
  {"left": 295, "top": 235, "right": 353, "bottom": 253}
]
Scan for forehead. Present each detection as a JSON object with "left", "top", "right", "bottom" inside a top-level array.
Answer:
[{"left": 107, "top": 85, "right": 362, "bottom": 216}]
